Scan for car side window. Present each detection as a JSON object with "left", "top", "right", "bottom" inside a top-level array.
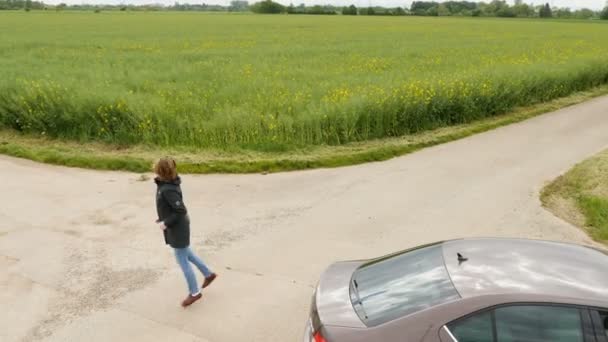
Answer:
[
  {"left": 447, "top": 311, "right": 493, "bottom": 342},
  {"left": 495, "top": 306, "right": 583, "bottom": 342},
  {"left": 445, "top": 305, "right": 584, "bottom": 342},
  {"left": 600, "top": 311, "right": 608, "bottom": 338}
]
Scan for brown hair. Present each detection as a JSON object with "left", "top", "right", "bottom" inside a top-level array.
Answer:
[{"left": 154, "top": 157, "right": 177, "bottom": 181}]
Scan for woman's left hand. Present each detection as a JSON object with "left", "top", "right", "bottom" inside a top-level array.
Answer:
[{"left": 158, "top": 221, "right": 167, "bottom": 230}]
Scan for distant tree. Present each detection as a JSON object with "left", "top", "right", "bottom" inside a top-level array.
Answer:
[
  {"left": 512, "top": 3, "right": 533, "bottom": 17},
  {"left": 555, "top": 8, "right": 572, "bottom": 18},
  {"left": 481, "top": 1, "right": 494, "bottom": 15},
  {"left": 55, "top": 2, "right": 67, "bottom": 10},
  {"left": 287, "top": 3, "right": 296, "bottom": 13},
  {"left": 310, "top": 5, "right": 321, "bottom": 13},
  {"left": 250, "top": 0, "right": 284, "bottom": 13},
  {"left": 573, "top": 8, "right": 594, "bottom": 19},
  {"left": 342, "top": 4, "right": 357, "bottom": 15},
  {"left": 545, "top": 3, "right": 553, "bottom": 17},
  {"left": 426, "top": 5, "right": 438, "bottom": 15},
  {"left": 366, "top": 6, "right": 375, "bottom": 15},
  {"left": 120, "top": 6, "right": 127, "bottom": 11},
  {"left": 410, "top": 1, "right": 438, "bottom": 15},
  {"left": 443, "top": 1, "right": 476, "bottom": 16},
  {"left": 574, "top": 8, "right": 594, "bottom": 19},
  {"left": 483, "top": 0, "right": 508, "bottom": 16},
  {"left": 437, "top": 3, "right": 450, "bottom": 15},
  {"left": 539, "top": 3, "right": 552, "bottom": 18},
  {"left": 304, "top": 4, "right": 336, "bottom": 14},
  {"left": 24, "top": 0, "right": 31, "bottom": 11},
  {"left": 496, "top": 5, "right": 516, "bottom": 17},
  {"left": 393, "top": 6, "right": 406, "bottom": 15},
  {"left": 601, "top": 6, "right": 608, "bottom": 19},
  {"left": 349, "top": 4, "right": 357, "bottom": 14},
  {"left": 229, "top": 0, "right": 249, "bottom": 12}
]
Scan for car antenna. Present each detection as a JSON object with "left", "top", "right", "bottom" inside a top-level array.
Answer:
[{"left": 457, "top": 253, "right": 468, "bottom": 264}]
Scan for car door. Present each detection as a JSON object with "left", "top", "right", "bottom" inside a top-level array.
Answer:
[{"left": 440, "top": 303, "right": 596, "bottom": 342}]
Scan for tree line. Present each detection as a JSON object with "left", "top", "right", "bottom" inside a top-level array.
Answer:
[
  {"left": 249, "top": 0, "right": 607, "bottom": 19},
  {"left": 409, "top": 0, "right": 604, "bottom": 18},
  {"left": 0, "top": 0, "right": 44, "bottom": 10},
  {"left": 1, "top": 0, "right": 607, "bottom": 20}
]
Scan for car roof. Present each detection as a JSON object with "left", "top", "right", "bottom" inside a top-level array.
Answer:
[{"left": 442, "top": 238, "right": 608, "bottom": 301}]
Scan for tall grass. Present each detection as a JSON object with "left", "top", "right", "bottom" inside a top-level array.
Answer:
[{"left": 1, "top": 13, "right": 608, "bottom": 150}]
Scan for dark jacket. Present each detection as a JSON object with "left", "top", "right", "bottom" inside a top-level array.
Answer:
[{"left": 155, "top": 176, "right": 190, "bottom": 248}]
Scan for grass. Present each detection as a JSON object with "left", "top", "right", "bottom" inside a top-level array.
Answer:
[
  {"left": 2, "top": 84, "right": 607, "bottom": 173},
  {"left": 1, "top": 13, "right": 608, "bottom": 153},
  {"left": 542, "top": 148, "right": 608, "bottom": 243}
]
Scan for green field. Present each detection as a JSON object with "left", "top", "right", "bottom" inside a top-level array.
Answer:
[{"left": 1, "top": 12, "right": 608, "bottom": 155}]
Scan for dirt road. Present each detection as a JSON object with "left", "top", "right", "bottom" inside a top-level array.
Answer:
[{"left": 2, "top": 96, "right": 608, "bottom": 342}]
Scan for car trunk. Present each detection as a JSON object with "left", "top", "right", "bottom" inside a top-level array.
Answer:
[{"left": 314, "top": 261, "right": 367, "bottom": 329}]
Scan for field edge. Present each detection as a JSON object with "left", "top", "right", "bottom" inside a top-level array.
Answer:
[{"left": 2, "top": 84, "right": 608, "bottom": 174}]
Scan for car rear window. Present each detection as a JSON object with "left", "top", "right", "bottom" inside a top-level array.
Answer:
[{"left": 350, "top": 244, "right": 460, "bottom": 326}]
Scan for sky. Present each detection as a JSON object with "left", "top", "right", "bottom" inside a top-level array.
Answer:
[{"left": 45, "top": 0, "right": 607, "bottom": 10}]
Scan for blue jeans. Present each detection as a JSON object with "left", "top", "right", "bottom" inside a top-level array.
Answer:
[{"left": 174, "top": 247, "right": 212, "bottom": 295}]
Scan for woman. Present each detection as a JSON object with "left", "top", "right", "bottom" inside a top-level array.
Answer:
[{"left": 154, "top": 157, "right": 217, "bottom": 307}]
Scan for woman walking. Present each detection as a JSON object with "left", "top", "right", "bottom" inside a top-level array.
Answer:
[{"left": 154, "top": 157, "right": 217, "bottom": 307}]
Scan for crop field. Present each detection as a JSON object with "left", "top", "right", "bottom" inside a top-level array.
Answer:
[{"left": 1, "top": 12, "right": 608, "bottom": 152}]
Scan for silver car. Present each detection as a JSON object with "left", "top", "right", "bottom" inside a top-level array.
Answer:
[{"left": 304, "top": 238, "right": 608, "bottom": 342}]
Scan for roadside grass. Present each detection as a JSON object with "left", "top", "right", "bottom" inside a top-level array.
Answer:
[
  {"left": 541, "top": 149, "right": 608, "bottom": 243},
  {"left": 2, "top": 84, "right": 607, "bottom": 174}
]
